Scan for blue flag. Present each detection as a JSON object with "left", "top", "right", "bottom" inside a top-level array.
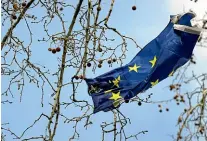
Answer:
[{"left": 85, "top": 12, "right": 201, "bottom": 113}]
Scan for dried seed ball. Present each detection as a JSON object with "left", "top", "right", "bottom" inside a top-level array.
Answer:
[
  {"left": 181, "top": 99, "right": 185, "bottom": 103},
  {"left": 48, "top": 48, "right": 52, "bottom": 51},
  {"left": 159, "top": 109, "right": 162, "bottom": 113},
  {"left": 98, "top": 64, "right": 102, "bottom": 68},
  {"left": 97, "top": 6, "right": 101, "bottom": 11},
  {"left": 194, "top": 123, "right": 200, "bottom": 126},
  {"left": 60, "top": 7, "right": 63, "bottom": 11},
  {"left": 169, "top": 84, "right": 175, "bottom": 90},
  {"left": 158, "top": 104, "right": 161, "bottom": 108},
  {"left": 184, "top": 108, "right": 187, "bottom": 112},
  {"left": 79, "top": 75, "right": 84, "bottom": 79},
  {"left": 112, "top": 58, "right": 116, "bottom": 62},
  {"left": 56, "top": 47, "right": 61, "bottom": 52},
  {"left": 174, "top": 94, "right": 178, "bottom": 100},
  {"left": 108, "top": 60, "right": 112, "bottom": 64},
  {"left": 125, "top": 99, "right": 129, "bottom": 103},
  {"left": 98, "top": 47, "right": 102, "bottom": 52},
  {"left": 178, "top": 116, "right": 182, "bottom": 123},
  {"left": 180, "top": 95, "right": 184, "bottom": 99},
  {"left": 166, "top": 108, "right": 169, "bottom": 112},
  {"left": 22, "top": 2, "right": 27, "bottom": 7},
  {"left": 132, "top": 6, "right": 136, "bottom": 11},
  {"left": 178, "top": 136, "right": 182, "bottom": 139},
  {"left": 98, "top": 60, "right": 103, "bottom": 64},
  {"left": 52, "top": 49, "right": 56, "bottom": 54},
  {"left": 12, "top": 14, "right": 17, "bottom": 20},
  {"left": 200, "top": 130, "right": 203, "bottom": 134},
  {"left": 177, "top": 84, "right": 181, "bottom": 87},
  {"left": 138, "top": 101, "right": 142, "bottom": 106},
  {"left": 13, "top": 3, "right": 19, "bottom": 10},
  {"left": 87, "top": 62, "right": 91, "bottom": 67},
  {"left": 74, "top": 75, "right": 79, "bottom": 80}
]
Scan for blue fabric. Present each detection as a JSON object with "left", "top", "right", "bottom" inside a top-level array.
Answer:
[{"left": 85, "top": 13, "right": 200, "bottom": 113}]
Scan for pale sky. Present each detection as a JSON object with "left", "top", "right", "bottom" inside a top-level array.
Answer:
[
  {"left": 1, "top": 0, "right": 207, "bottom": 141},
  {"left": 168, "top": 0, "right": 207, "bottom": 18}
]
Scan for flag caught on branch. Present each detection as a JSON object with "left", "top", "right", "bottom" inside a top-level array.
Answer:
[{"left": 85, "top": 12, "right": 201, "bottom": 113}]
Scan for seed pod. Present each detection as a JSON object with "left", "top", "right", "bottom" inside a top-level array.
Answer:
[
  {"left": 60, "top": 7, "right": 63, "bottom": 11},
  {"left": 22, "top": 2, "right": 27, "bottom": 7},
  {"left": 132, "top": 6, "right": 136, "bottom": 11},
  {"left": 74, "top": 75, "right": 79, "bottom": 80},
  {"left": 138, "top": 101, "right": 142, "bottom": 106},
  {"left": 97, "top": 6, "right": 101, "bottom": 11},
  {"left": 98, "top": 60, "right": 103, "bottom": 64},
  {"left": 52, "top": 49, "right": 56, "bottom": 54},
  {"left": 79, "top": 75, "right": 84, "bottom": 79},
  {"left": 98, "top": 64, "right": 102, "bottom": 68},
  {"left": 98, "top": 47, "right": 102, "bottom": 52},
  {"left": 13, "top": 3, "right": 19, "bottom": 11},
  {"left": 87, "top": 62, "right": 91, "bottom": 67},
  {"left": 12, "top": 14, "right": 17, "bottom": 20},
  {"left": 56, "top": 47, "right": 61, "bottom": 52}
]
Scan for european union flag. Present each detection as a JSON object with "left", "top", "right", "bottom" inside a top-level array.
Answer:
[{"left": 85, "top": 12, "right": 201, "bottom": 113}]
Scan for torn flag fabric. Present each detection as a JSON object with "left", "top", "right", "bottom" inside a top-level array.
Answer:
[{"left": 85, "top": 12, "right": 201, "bottom": 113}]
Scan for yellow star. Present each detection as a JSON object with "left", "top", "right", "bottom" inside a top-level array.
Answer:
[
  {"left": 129, "top": 64, "right": 141, "bottom": 72},
  {"left": 168, "top": 70, "right": 174, "bottom": 77},
  {"left": 149, "top": 56, "right": 157, "bottom": 68},
  {"left": 151, "top": 79, "right": 159, "bottom": 87},
  {"left": 113, "top": 99, "right": 122, "bottom": 107},
  {"left": 117, "top": 76, "right": 121, "bottom": 81},
  {"left": 112, "top": 76, "right": 121, "bottom": 87},
  {"left": 104, "top": 89, "right": 113, "bottom": 94},
  {"left": 109, "top": 91, "right": 122, "bottom": 101}
]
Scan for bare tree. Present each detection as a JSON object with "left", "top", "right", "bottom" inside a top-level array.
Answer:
[{"left": 1, "top": 0, "right": 207, "bottom": 141}]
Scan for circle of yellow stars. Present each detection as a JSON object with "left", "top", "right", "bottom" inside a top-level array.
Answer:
[{"left": 106, "top": 55, "right": 176, "bottom": 104}]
